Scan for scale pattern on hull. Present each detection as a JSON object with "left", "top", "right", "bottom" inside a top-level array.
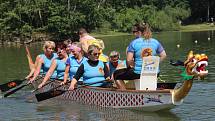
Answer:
[{"left": 48, "top": 84, "right": 173, "bottom": 108}]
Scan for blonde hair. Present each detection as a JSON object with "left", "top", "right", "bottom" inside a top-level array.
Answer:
[
  {"left": 91, "top": 39, "right": 105, "bottom": 50},
  {"left": 143, "top": 23, "right": 152, "bottom": 40},
  {"left": 43, "top": 41, "right": 55, "bottom": 50}
]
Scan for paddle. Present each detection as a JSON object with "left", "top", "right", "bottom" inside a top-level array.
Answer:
[
  {"left": 35, "top": 80, "right": 71, "bottom": 102},
  {"left": 169, "top": 59, "right": 184, "bottom": 66},
  {"left": 31, "top": 73, "right": 66, "bottom": 93},
  {"left": 0, "top": 79, "right": 26, "bottom": 92},
  {"left": 31, "top": 79, "right": 56, "bottom": 93},
  {"left": 3, "top": 76, "right": 43, "bottom": 97},
  {"left": 3, "top": 83, "right": 31, "bottom": 97},
  {"left": 157, "top": 82, "right": 177, "bottom": 89},
  {"left": 35, "top": 80, "right": 108, "bottom": 102}
]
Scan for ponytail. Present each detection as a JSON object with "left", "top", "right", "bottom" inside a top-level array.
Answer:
[{"left": 143, "top": 23, "right": 152, "bottom": 40}]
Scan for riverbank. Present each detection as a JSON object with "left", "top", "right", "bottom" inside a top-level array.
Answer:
[
  {"left": 1, "top": 23, "right": 214, "bottom": 45},
  {"left": 91, "top": 23, "right": 215, "bottom": 37},
  {"left": 180, "top": 23, "right": 215, "bottom": 32}
]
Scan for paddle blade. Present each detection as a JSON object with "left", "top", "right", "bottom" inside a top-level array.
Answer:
[
  {"left": 169, "top": 60, "right": 184, "bottom": 66},
  {"left": 35, "top": 89, "right": 66, "bottom": 102},
  {"left": 0, "top": 79, "right": 25, "bottom": 92},
  {"left": 3, "top": 83, "right": 29, "bottom": 97},
  {"left": 157, "top": 82, "right": 177, "bottom": 89}
]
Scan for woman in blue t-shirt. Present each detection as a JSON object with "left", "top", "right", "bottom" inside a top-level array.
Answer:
[
  {"left": 38, "top": 43, "right": 68, "bottom": 88},
  {"left": 60, "top": 42, "right": 88, "bottom": 85},
  {"left": 113, "top": 23, "right": 167, "bottom": 90},
  {"left": 107, "top": 51, "right": 126, "bottom": 77},
  {"left": 28, "top": 41, "right": 58, "bottom": 83},
  {"left": 68, "top": 45, "right": 110, "bottom": 90}
]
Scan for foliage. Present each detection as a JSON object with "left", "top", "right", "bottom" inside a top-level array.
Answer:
[
  {"left": 0, "top": 0, "right": 211, "bottom": 42},
  {"left": 113, "top": 8, "right": 142, "bottom": 32}
]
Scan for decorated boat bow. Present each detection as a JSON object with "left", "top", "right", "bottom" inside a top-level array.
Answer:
[{"left": 172, "top": 51, "right": 208, "bottom": 103}]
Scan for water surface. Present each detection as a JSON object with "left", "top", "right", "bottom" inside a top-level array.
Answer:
[{"left": 0, "top": 30, "right": 215, "bottom": 120}]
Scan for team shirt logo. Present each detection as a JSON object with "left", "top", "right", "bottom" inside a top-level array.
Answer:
[
  {"left": 98, "top": 67, "right": 104, "bottom": 75},
  {"left": 141, "top": 48, "right": 152, "bottom": 57}
]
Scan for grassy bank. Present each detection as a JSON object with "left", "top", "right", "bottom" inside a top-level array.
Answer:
[
  {"left": 180, "top": 23, "right": 215, "bottom": 32},
  {"left": 91, "top": 23, "right": 215, "bottom": 37}
]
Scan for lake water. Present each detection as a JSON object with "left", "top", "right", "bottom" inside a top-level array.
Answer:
[{"left": 0, "top": 30, "right": 215, "bottom": 121}]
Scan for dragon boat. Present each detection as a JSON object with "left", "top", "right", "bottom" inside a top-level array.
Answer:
[{"left": 34, "top": 51, "right": 208, "bottom": 111}]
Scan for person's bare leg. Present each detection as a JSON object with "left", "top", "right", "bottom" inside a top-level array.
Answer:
[
  {"left": 25, "top": 46, "right": 34, "bottom": 70},
  {"left": 115, "top": 80, "right": 126, "bottom": 90},
  {"left": 25, "top": 45, "right": 35, "bottom": 79}
]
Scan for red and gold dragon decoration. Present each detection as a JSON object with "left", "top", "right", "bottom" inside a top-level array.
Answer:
[
  {"left": 184, "top": 51, "right": 208, "bottom": 79},
  {"left": 172, "top": 51, "right": 208, "bottom": 103}
]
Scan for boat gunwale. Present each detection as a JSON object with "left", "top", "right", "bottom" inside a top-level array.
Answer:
[{"left": 71, "top": 86, "right": 172, "bottom": 94}]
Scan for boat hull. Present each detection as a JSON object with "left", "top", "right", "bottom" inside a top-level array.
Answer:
[{"left": 44, "top": 82, "right": 176, "bottom": 111}]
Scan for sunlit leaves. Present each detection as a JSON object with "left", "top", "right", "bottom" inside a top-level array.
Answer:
[{"left": 0, "top": 0, "right": 203, "bottom": 41}]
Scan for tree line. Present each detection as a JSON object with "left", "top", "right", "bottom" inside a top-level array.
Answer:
[{"left": 0, "top": 0, "right": 214, "bottom": 42}]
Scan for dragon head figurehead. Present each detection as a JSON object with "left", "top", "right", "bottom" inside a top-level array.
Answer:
[
  {"left": 184, "top": 51, "right": 208, "bottom": 79},
  {"left": 172, "top": 51, "right": 208, "bottom": 103}
]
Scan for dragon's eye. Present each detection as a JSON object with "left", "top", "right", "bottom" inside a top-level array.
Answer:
[{"left": 192, "top": 58, "right": 197, "bottom": 63}]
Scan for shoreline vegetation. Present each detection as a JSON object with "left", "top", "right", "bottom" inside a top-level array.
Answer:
[
  {"left": 0, "top": 23, "right": 214, "bottom": 45},
  {"left": 1, "top": 0, "right": 214, "bottom": 45}
]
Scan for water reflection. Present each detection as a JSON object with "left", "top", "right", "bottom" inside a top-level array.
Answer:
[
  {"left": 36, "top": 100, "right": 180, "bottom": 121},
  {"left": 0, "top": 31, "right": 215, "bottom": 120}
]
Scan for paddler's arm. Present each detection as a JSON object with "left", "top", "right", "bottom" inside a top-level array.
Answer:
[
  {"left": 73, "top": 64, "right": 84, "bottom": 81},
  {"left": 126, "top": 52, "right": 134, "bottom": 68},
  {"left": 157, "top": 43, "right": 167, "bottom": 62},
  {"left": 103, "top": 62, "right": 110, "bottom": 79},
  {"left": 68, "top": 64, "right": 84, "bottom": 90},
  {"left": 28, "top": 58, "right": 43, "bottom": 83},
  {"left": 68, "top": 78, "right": 77, "bottom": 90},
  {"left": 61, "top": 65, "right": 70, "bottom": 85},
  {"left": 61, "top": 58, "right": 70, "bottom": 85},
  {"left": 38, "top": 60, "right": 57, "bottom": 88},
  {"left": 159, "top": 50, "right": 167, "bottom": 62}
]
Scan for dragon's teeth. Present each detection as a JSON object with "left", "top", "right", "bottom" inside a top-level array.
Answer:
[
  {"left": 198, "top": 62, "right": 201, "bottom": 66},
  {"left": 205, "top": 62, "right": 208, "bottom": 66},
  {"left": 198, "top": 61, "right": 208, "bottom": 67},
  {"left": 200, "top": 70, "right": 208, "bottom": 74}
]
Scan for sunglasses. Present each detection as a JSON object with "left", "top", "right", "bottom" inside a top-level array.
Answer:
[
  {"left": 110, "top": 59, "right": 119, "bottom": 63},
  {"left": 71, "top": 50, "right": 76, "bottom": 53},
  {"left": 110, "top": 55, "right": 119, "bottom": 58},
  {"left": 57, "top": 49, "right": 64, "bottom": 54},
  {"left": 92, "top": 52, "right": 101, "bottom": 56}
]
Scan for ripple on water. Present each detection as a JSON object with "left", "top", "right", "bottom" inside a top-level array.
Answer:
[
  {"left": 172, "top": 82, "right": 215, "bottom": 121},
  {"left": 0, "top": 97, "right": 180, "bottom": 121}
]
